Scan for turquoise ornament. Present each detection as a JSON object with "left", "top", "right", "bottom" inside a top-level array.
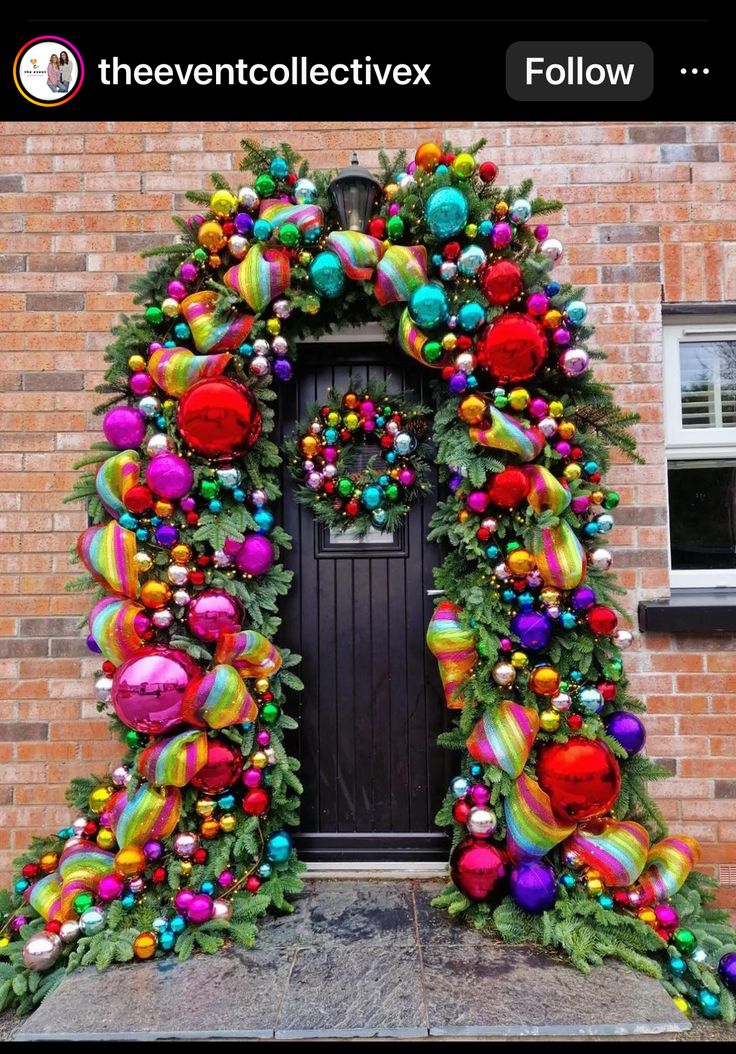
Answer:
[
  {"left": 698, "top": 989, "right": 720, "bottom": 1019},
  {"left": 253, "top": 219, "right": 273, "bottom": 242},
  {"left": 310, "top": 251, "right": 346, "bottom": 299},
  {"left": 170, "top": 915, "right": 186, "bottom": 933},
  {"left": 269, "top": 157, "right": 289, "bottom": 179},
  {"left": 457, "top": 302, "right": 485, "bottom": 332},
  {"left": 451, "top": 776, "right": 469, "bottom": 798},
  {"left": 362, "top": 485, "right": 383, "bottom": 511},
  {"left": 578, "top": 686, "right": 604, "bottom": 714},
  {"left": 565, "top": 300, "right": 587, "bottom": 325},
  {"left": 408, "top": 282, "right": 448, "bottom": 328},
  {"left": 266, "top": 831, "right": 293, "bottom": 863},
  {"left": 425, "top": 187, "right": 468, "bottom": 238},
  {"left": 510, "top": 198, "right": 532, "bottom": 223},
  {"left": 159, "top": 931, "right": 175, "bottom": 951},
  {"left": 560, "top": 612, "right": 577, "bottom": 629},
  {"left": 372, "top": 508, "right": 387, "bottom": 527},
  {"left": 254, "top": 508, "right": 274, "bottom": 533},
  {"left": 258, "top": 862, "right": 273, "bottom": 879},
  {"left": 458, "top": 245, "right": 486, "bottom": 276}
]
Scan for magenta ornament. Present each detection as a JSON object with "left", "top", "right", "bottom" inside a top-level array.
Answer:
[
  {"left": 103, "top": 406, "right": 146, "bottom": 450},
  {"left": 187, "top": 589, "right": 243, "bottom": 642},
  {"left": 97, "top": 875, "right": 125, "bottom": 902},
  {"left": 466, "top": 491, "right": 489, "bottom": 514},
  {"left": 111, "top": 647, "right": 202, "bottom": 734},
  {"left": 146, "top": 453, "right": 194, "bottom": 500},
  {"left": 187, "top": 894, "right": 214, "bottom": 923},
  {"left": 174, "top": 889, "right": 195, "bottom": 913},
  {"left": 130, "top": 373, "right": 154, "bottom": 396},
  {"left": 234, "top": 533, "right": 275, "bottom": 577}
]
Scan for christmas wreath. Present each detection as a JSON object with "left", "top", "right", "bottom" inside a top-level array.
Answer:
[{"left": 284, "top": 380, "right": 432, "bottom": 535}]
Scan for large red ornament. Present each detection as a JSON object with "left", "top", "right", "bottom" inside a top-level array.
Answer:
[
  {"left": 189, "top": 737, "right": 244, "bottom": 794},
  {"left": 450, "top": 837, "right": 508, "bottom": 902},
  {"left": 536, "top": 738, "right": 621, "bottom": 824},
  {"left": 486, "top": 467, "right": 531, "bottom": 508},
  {"left": 587, "top": 605, "right": 618, "bottom": 636},
  {"left": 479, "top": 260, "right": 523, "bottom": 307},
  {"left": 476, "top": 313, "right": 548, "bottom": 383},
  {"left": 177, "top": 378, "right": 262, "bottom": 459}
]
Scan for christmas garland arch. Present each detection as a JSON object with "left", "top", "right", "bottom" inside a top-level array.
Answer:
[{"left": 2, "top": 137, "right": 736, "bottom": 1023}]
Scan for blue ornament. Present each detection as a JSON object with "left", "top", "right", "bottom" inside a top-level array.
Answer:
[
  {"left": 560, "top": 611, "right": 577, "bottom": 630},
  {"left": 470, "top": 763, "right": 482, "bottom": 778},
  {"left": 458, "top": 245, "right": 486, "bottom": 276},
  {"left": 200, "top": 881, "right": 215, "bottom": 896},
  {"left": 294, "top": 178, "right": 317, "bottom": 204},
  {"left": 425, "top": 186, "right": 469, "bottom": 238},
  {"left": 269, "top": 157, "right": 289, "bottom": 179},
  {"left": 670, "top": 957, "right": 687, "bottom": 977},
  {"left": 253, "top": 508, "right": 274, "bottom": 533},
  {"left": 310, "top": 251, "right": 345, "bottom": 299},
  {"left": 218, "top": 794, "right": 236, "bottom": 811},
  {"left": 266, "top": 831, "right": 293, "bottom": 864},
  {"left": 163, "top": 340, "right": 176, "bottom": 349},
  {"left": 560, "top": 873, "right": 576, "bottom": 890},
  {"left": 509, "top": 198, "right": 532, "bottom": 224},
  {"left": 457, "top": 301, "right": 485, "bottom": 332},
  {"left": 239, "top": 342, "right": 254, "bottom": 357},
  {"left": 155, "top": 416, "right": 167, "bottom": 430},
  {"left": 304, "top": 226, "right": 322, "bottom": 244},
  {"left": 121, "top": 894, "right": 136, "bottom": 910},
  {"left": 598, "top": 894, "right": 614, "bottom": 909},
  {"left": 478, "top": 219, "right": 494, "bottom": 238},
  {"left": 518, "top": 592, "right": 535, "bottom": 609},
  {"left": 384, "top": 451, "right": 396, "bottom": 464},
  {"left": 253, "top": 218, "right": 273, "bottom": 242},
  {"left": 324, "top": 427, "right": 338, "bottom": 443},
  {"left": 584, "top": 461, "right": 599, "bottom": 475},
  {"left": 159, "top": 930, "right": 175, "bottom": 951},
  {"left": 152, "top": 916, "right": 168, "bottom": 933},
  {"left": 209, "top": 499, "right": 222, "bottom": 514},
  {"left": 174, "top": 323, "right": 190, "bottom": 341},
  {"left": 233, "top": 489, "right": 245, "bottom": 503},
  {"left": 510, "top": 860, "right": 558, "bottom": 913},
  {"left": 570, "top": 670, "right": 584, "bottom": 683},
  {"left": 545, "top": 281, "right": 560, "bottom": 296},
  {"left": 485, "top": 545, "right": 500, "bottom": 560},
  {"left": 432, "top": 254, "right": 443, "bottom": 267},
  {"left": 14, "top": 879, "right": 29, "bottom": 895},
  {"left": 258, "top": 862, "right": 273, "bottom": 879},
  {"left": 435, "top": 164, "right": 448, "bottom": 175},
  {"left": 170, "top": 915, "right": 186, "bottom": 934},
  {"left": 578, "top": 686, "right": 604, "bottom": 714},
  {"left": 362, "top": 485, "right": 383, "bottom": 511},
  {"left": 584, "top": 522, "right": 600, "bottom": 537},
  {"left": 378, "top": 474, "right": 390, "bottom": 486},
  {"left": 119, "top": 513, "right": 137, "bottom": 531},
  {"left": 408, "top": 282, "right": 449, "bottom": 328},
  {"left": 450, "top": 776, "right": 469, "bottom": 799},
  {"left": 135, "top": 528, "right": 149, "bottom": 542},
  {"left": 565, "top": 300, "right": 587, "bottom": 325},
  {"left": 467, "top": 375, "right": 479, "bottom": 388},
  {"left": 502, "top": 589, "right": 516, "bottom": 603}
]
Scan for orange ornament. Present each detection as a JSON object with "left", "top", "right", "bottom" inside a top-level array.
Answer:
[
  {"left": 506, "top": 549, "right": 535, "bottom": 576},
  {"left": 415, "top": 142, "right": 442, "bottom": 172},
  {"left": 458, "top": 394, "right": 488, "bottom": 426},
  {"left": 200, "top": 818, "right": 220, "bottom": 840},
  {"left": 171, "top": 543, "right": 192, "bottom": 565},
  {"left": 115, "top": 845, "right": 147, "bottom": 878},
  {"left": 140, "top": 580, "right": 172, "bottom": 610},
  {"left": 154, "top": 500, "right": 174, "bottom": 519},
  {"left": 343, "top": 392, "right": 359, "bottom": 410},
  {"left": 133, "top": 932, "right": 157, "bottom": 960},
  {"left": 300, "top": 435, "right": 320, "bottom": 458},
  {"left": 529, "top": 664, "right": 561, "bottom": 697},
  {"left": 39, "top": 852, "right": 58, "bottom": 874}
]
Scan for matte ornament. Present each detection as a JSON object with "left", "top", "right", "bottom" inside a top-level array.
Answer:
[
  {"left": 215, "top": 630, "right": 282, "bottom": 679},
  {"left": 374, "top": 245, "right": 428, "bottom": 305},
  {"left": 425, "top": 186, "right": 469, "bottom": 239},
  {"left": 111, "top": 784, "right": 181, "bottom": 849},
  {"left": 148, "top": 346, "right": 232, "bottom": 398},
  {"left": 187, "top": 589, "right": 243, "bottom": 642},
  {"left": 426, "top": 600, "right": 477, "bottom": 709},
  {"left": 95, "top": 451, "right": 140, "bottom": 519},
  {"left": 479, "top": 260, "right": 523, "bottom": 306},
  {"left": 604, "top": 711, "right": 646, "bottom": 756},
  {"left": 504, "top": 773, "right": 575, "bottom": 861},
  {"left": 476, "top": 314, "right": 548, "bottom": 383},
  {"left": 510, "top": 860, "right": 558, "bottom": 913},
  {"left": 190, "top": 737, "right": 244, "bottom": 795},
  {"left": 180, "top": 291, "right": 254, "bottom": 354},
  {"left": 111, "top": 646, "right": 203, "bottom": 734},
  {"left": 450, "top": 837, "right": 508, "bottom": 903},
  {"left": 183, "top": 664, "right": 257, "bottom": 729},
  {"left": 77, "top": 522, "right": 139, "bottom": 600},
  {"left": 638, "top": 835, "right": 701, "bottom": 901},
  {"left": 466, "top": 701, "right": 539, "bottom": 777},
  {"left": 564, "top": 819, "right": 650, "bottom": 887},
  {"left": 88, "top": 597, "right": 149, "bottom": 667},
  {"left": 536, "top": 738, "right": 621, "bottom": 823},
  {"left": 177, "top": 378, "right": 262, "bottom": 458},
  {"left": 224, "top": 244, "right": 291, "bottom": 313}
]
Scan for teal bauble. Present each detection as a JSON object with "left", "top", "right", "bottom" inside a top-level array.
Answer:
[
  {"left": 310, "top": 251, "right": 346, "bottom": 299},
  {"left": 425, "top": 187, "right": 469, "bottom": 238},
  {"left": 362, "top": 484, "right": 383, "bottom": 511},
  {"left": 458, "top": 244, "right": 486, "bottom": 276},
  {"left": 372, "top": 508, "right": 387, "bottom": 527},
  {"left": 457, "top": 301, "right": 486, "bottom": 331},
  {"left": 266, "top": 831, "right": 293, "bottom": 863},
  {"left": 253, "top": 218, "right": 273, "bottom": 242},
  {"left": 565, "top": 300, "right": 587, "bottom": 325},
  {"left": 408, "top": 282, "right": 449, "bottom": 328},
  {"left": 698, "top": 989, "right": 721, "bottom": 1019},
  {"left": 269, "top": 157, "right": 289, "bottom": 179}
]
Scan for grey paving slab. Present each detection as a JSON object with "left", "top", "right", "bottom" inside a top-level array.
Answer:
[
  {"left": 421, "top": 941, "right": 690, "bottom": 1037},
  {"left": 413, "top": 880, "right": 490, "bottom": 949},
  {"left": 275, "top": 944, "right": 427, "bottom": 1039},
  {"left": 297, "top": 879, "right": 418, "bottom": 948}
]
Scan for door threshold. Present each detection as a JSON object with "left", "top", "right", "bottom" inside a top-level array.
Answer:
[{"left": 305, "top": 860, "right": 447, "bottom": 879}]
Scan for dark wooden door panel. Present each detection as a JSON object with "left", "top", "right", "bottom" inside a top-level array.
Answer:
[{"left": 278, "top": 339, "right": 452, "bottom": 861}]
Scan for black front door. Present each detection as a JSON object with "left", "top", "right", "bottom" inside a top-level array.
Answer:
[{"left": 278, "top": 338, "right": 452, "bottom": 861}]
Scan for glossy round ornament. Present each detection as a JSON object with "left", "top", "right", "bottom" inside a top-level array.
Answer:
[
  {"left": 234, "top": 533, "right": 275, "bottom": 576},
  {"left": 587, "top": 605, "right": 618, "bottom": 636},
  {"left": 479, "top": 260, "right": 523, "bottom": 306},
  {"left": 604, "top": 711, "right": 646, "bottom": 756},
  {"left": 103, "top": 406, "right": 146, "bottom": 450},
  {"left": 476, "top": 314, "right": 548, "bottom": 383},
  {"left": 79, "top": 907, "right": 106, "bottom": 936},
  {"left": 467, "top": 806, "right": 497, "bottom": 838},
  {"left": 111, "top": 646, "right": 202, "bottom": 734},
  {"left": 510, "top": 610, "right": 552, "bottom": 652},
  {"left": 310, "top": 251, "right": 345, "bottom": 299},
  {"left": 190, "top": 738, "right": 243, "bottom": 795},
  {"left": 415, "top": 142, "right": 442, "bottom": 172},
  {"left": 266, "top": 830, "right": 293, "bottom": 863},
  {"left": 424, "top": 187, "right": 469, "bottom": 239},
  {"left": 536, "top": 738, "right": 622, "bottom": 823},
  {"left": 450, "top": 837, "right": 508, "bottom": 902},
  {"left": 177, "top": 378, "right": 262, "bottom": 459},
  {"left": 718, "top": 952, "right": 736, "bottom": 992},
  {"left": 146, "top": 453, "right": 193, "bottom": 501},
  {"left": 510, "top": 860, "right": 557, "bottom": 914},
  {"left": 408, "top": 283, "right": 449, "bottom": 329},
  {"left": 187, "top": 589, "right": 243, "bottom": 642},
  {"left": 133, "top": 932, "right": 157, "bottom": 960},
  {"left": 22, "top": 932, "right": 62, "bottom": 972}
]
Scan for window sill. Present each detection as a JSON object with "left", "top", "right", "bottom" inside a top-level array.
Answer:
[{"left": 638, "top": 589, "right": 736, "bottom": 633}]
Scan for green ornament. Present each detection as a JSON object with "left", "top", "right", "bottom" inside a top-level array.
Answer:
[
  {"left": 193, "top": 248, "right": 208, "bottom": 262},
  {"left": 477, "top": 640, "right": 489, "bottom": 658},
  {"left": 255, "top": 173, "right": 276, "bottom": 196},
  {"left": 73, "top": 891, "right": 94, "bottom": 914},
  {"left": 337, "top": 478, "right": 353, "bottom": 498},
  {"left": 603, "top": 491, "right": 620, "bottom": 510},
  {"left": 506, "top": 541, "right": 521, "bottom": 553},
  {"left": 383, "top": 405, "right": 392, "bottom": 416},
  {"left": 494, "top": 395, "right": 509, "bottom": 409},
  {"left": 603, "top": 658, "right": 623, "bottom": 682},
  {"left": 200, "top": 479, "right": 221, "bottom": 500},
  {"left": 278, "top": 222, "right": 300, "bottom": 248},
  {"left": 423, "top": 341, "right": 443, "bottom": 364},
  {"left": 145, "top": 306, "right": 164, "bottom": 325},
  {"left": 261, "top": 702, "right": 280, "bottom": 724},
  {"left": 673, "top": 928, "right": 696, "bottom": 955},
  {"left": 125, "top": 729, "right": 140, "bottom": 748},
  {"left": 385, "top": 483, "right": 400, "bottom": 502},
  {"left": 386, "top": 215, "right": 405, "bottom": 240}
]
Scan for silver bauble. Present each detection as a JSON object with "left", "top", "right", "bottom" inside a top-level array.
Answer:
[{"left": 22, "top": 932, "right": 62, "bottom": 972}]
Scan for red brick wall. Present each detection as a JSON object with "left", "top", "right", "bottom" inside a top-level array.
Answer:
[{"left": 1, "top": 120, "right": 735, "bottom": 905}]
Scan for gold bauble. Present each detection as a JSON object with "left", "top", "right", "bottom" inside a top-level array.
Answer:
[
  {"left": 495, "top": 201, "right": 509, "bottom": 217},
  {"left": 638, "top": 908, "right": 657, "bottom": 926},
  {"left": 180, "top": 860, "right": 192, "bottom": 876},
  {"left": 133, "top": 932, "right": 157, "bottom": 960},
  {"left": 458, "top": 509, "right": 470, "bottom": 524},
  {"left": 510, "top": 651, "right": 528, "bottom": 670},
  {"left": 673, "top": 997, "right": 692, "bottom": 1018},
  {"left": 134, "top": 552, "right": 153, "bottom": 573},
  {"left": 591, "top": 490, "right": 604, "bottom": 505},
  {"left": 548, "top": 400, "right": 564, "bottom": 418},
  {"left": 140, "top": 580, "right": 172, "bottom": 609},
  {"left": 197, "top": 220, "right": 226, "bottom": 251},
  {"left": 96, "top": 828, "right": 116, "bottom": 851},
  {"left": 506, "top": 549, "right": 535, "bottom": 576},
  {"left": 171, "top": 543, "right": 192, "bottom": 565},
  {"left": 529, "top": 665, "right": 561, "bottom": 697},
  {"left": 39, "top": 852, "right": 58, "bottom": 874},
  {"left": 415, "top": 142, "right": 442, "bottom": 172},
  {"left": 563, "top": 464, "right": 582, "bottom": 481},
  {"left": 219, "top": 814, "right": 237, "bottom": 833},
  {"left": 251, "top": 750, "right": 268, "bottom": 769},
  {"left": 441, "top": 333, "right": 457, "bottom": 351},
  {"left": 557, "top": 421, "right": 576, "bottom": 440},
  {"left": 458, "top": 394, "right": 487, "bottom": 425},
  {"left": 254, "top": 677, "right": 270, "bottom": 695},
  {"left": 161, "top": 297, "right": 181, "bottom": 318},
  {"left": 115, "top": 846, "right": 146, "bottom": 878},
  {"left": 508, "top": 388, "right": 530, "bottom": 411},
  {"left": 300, "top": 435, "right": 320, "bottom": 458},
  {"left": 128, "top": 355, "right": 146, "bottom": 372},
  {"left": 384, "top": 183, "right": 399, "bottom": 201},
  {"left": 196, "top": 798, "right": 216, "bottom": 817},
  {"left": 539, "top": 709, "right": 561, "bottom": 733},
  {"left": 543, "top": 309, "right": 563, "bottom": 330},
  {"left": 154, "top": 500, "right": 174, "bottom": 519},
  {"left": 210, "top": 189, "right": 237, "bottom": 217},
  {"left": 586, "top": 876, "right": 604, "bottom": 896},
  {"left": 540, "top": 587, "right": 561, "bottom": 608},
  {"left": 266, "top": 318, "right": 281, "bottom": 335},
  {"left": 88, "top": 786, "right": 112, "bottom": 814},
  {"left": 200, "top": 818, "right": 220, "bottom": 840}
]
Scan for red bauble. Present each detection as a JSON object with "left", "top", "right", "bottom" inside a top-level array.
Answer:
[
  {"left": 346, "top": 500, "right": 359, "bottom": 517},
  {"left": 486, "top": 467, "right": 531, "bottom": 508},
  {"left": 479, "top": 260, "right": 524, "bottom": 307},
  {"left": 368, "top": 217, "right": 386, "bottom": 239},
  {"left": 567, "top": 713, "right": 583, "bottom": 731},
  {"left": 452, "top": 799, "right": 472, "bottom": 824},
  {"left": 124, "top": 484, "right": 155, "bottom": 514},
  {"left": 450, "top": 837, "right": 508, "bottom": 902},
  {"left": 479, "top": 161, "right": 498, "bottom": 184},
  {"left": 598, "top": 681, "right": 617, "bottom": 703},
  {"left": 190, "top": 738, "right": 244, "bottom": 795},
  {"left": 476, "top": 314, "right": 548, "bottom": 383},
  {"left": 245, "top": 875, "right": 261, "bottom": 892},
  {"left": 177, "top": 378, "right": 262, "bottom": 459},
  {"left": 243, "top": 788, "right": 270, "bottom": 816},
  {"left": 587, "top": 605, "right": 618, "bottom": 636},
  {"left": 536, "top": 738, "right": 621, "bottom": 823},
  {"left": 151, "top": 867, "right": 167, "bottom": 883}
]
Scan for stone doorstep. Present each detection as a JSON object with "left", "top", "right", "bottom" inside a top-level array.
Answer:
[{"left": 15, "top": 880, "right": 691, "bottom": 1042}]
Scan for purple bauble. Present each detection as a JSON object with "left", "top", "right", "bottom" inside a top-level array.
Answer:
[
  {"left": 111, "top": 646, "right": 202, "bottom": 734},
  {"left": 154, "top": 524, "right": 179, "bottom": 547},
  {"left": 187, "top": 894, "right": 214, "bottom": 924},
  {"left": 180, "top": 262, "right": 198, "bottom": 283},
  {"left": 87, "top": 633, "right": 102, "bottom": 653},
  {"left": 449, "top": 372, "right": 468, "bottom": 394},
  {"left": 234, "top": 212, "right": 254, "bottom": 237},
  {"left": 604, "top": 711, "right": 646, "bottom": 756},
  {"left": 510, "top": 860, "right": 558, "bottom": 914},
  {"left": 235, "top": 533, "right": 275, "bottom": 577},
  {"left": 273, "top": 359, "right": 292, "bottom": 382},
  {"left": 510, "top": 610, "right": 552, "bottom": 651},
  {"left": 146, "top": 453, "right": 194, "bottom": 500},
  {"left": 571, "top": 586, "right": 597, "bottom": 611},
  {"left": 103, "top": 406, "right": 146, "bottom": 450},
  {"left": 97, "top": 875, "right": 125, "bottom": 902},
  {"left": 174, "top": 889, "right": 195, "bottom": 913},
  {"left": 144, "top": 839, "right": 163, "bottom": 861},
  {"left": 186, "top": 589, "right": 243, "bottom": 642},
  {"left": 718, "top": 952, "right": 736, "bottom": 992}
]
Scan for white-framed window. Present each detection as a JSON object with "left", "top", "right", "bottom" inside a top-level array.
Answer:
[{"left": 664, "top": 316, "right": 736, "bottom": 589}]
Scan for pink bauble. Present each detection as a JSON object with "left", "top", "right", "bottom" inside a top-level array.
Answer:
[
  {"left": 103, "top": 406, "right": 146, "bottom": 450},
  {"left": 97, "top": 875, "right": 124, "bottom": 902},
  {"left": 186, "top": 589, "right": 243, "bottom": 642},
  {"left": 242, "top": 767, "right": 262, "bottom": 788},
  {"left": 174, "top": 889, "right": 195, "bottom": 913},
  {"left": 112, "top": 647, "right": 202, "bottom": 734},
  {"left": 146, "top": 453, "right": 194, "bottom": 500},
  {"left": 323, "top": 447, "right": 337, "bottom": 464},
  {"left": 235, "top": 533, "right": 275, "bottom": 577},
  {"left": 223, "top": 536, "right": 244, "bottom": 556},
  {"left": 130, "top": 373, "right": 154, "bottom": 396},
  {"left": 451, "top": 838, "right": 508, "bottom": 902},
  {"left": 398, "top": 468, "right": 416, "bottom": 486},
  {"left": 466, "top": 490, "right": 490, "bottom": 514},
  {"left": 187, "top": 894, "right": 214, "bottom": 924},
  {"left": 654, "top": 904, "right": 679, "bottom": 930}
]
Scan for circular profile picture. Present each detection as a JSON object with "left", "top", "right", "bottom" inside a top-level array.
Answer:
[{"left": 13, "top": 36, "right": 84, "bottom": 107}]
